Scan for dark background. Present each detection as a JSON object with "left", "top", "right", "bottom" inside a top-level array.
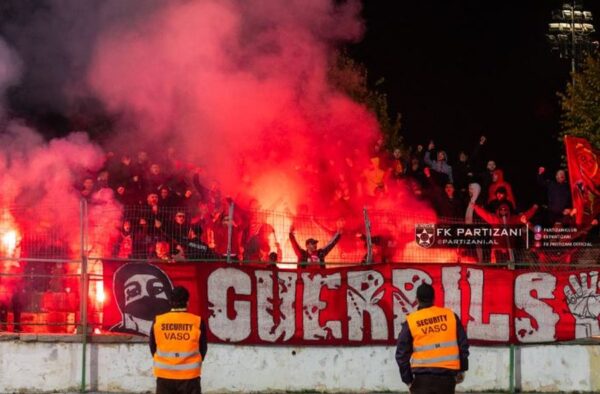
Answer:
[{"left": 349, "top": 0, "right": 600, "bottom": 206}]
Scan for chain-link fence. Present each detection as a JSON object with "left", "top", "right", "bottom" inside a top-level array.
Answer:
[{"left": 1, "top": 200, "right": 599, "bottom": 334}]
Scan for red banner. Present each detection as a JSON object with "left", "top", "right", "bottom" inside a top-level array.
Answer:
[
  {"left": 564, "top": 135, "right": 600, "bottom": 225},
  {"left": 102, "top": 262, "right": 600, "bottom": 345}
]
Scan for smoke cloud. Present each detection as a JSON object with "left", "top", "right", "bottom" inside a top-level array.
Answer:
[
  {"left": 0, "top": 37, "right": 21, "bottom": 117},
  {"left": 88, "top": 0, "right": 372, "bottom": 205},
  {"left": 0, "top": 37, "right": 119, "bottom": 262},
  {"left": 0, "top": 0, "right": 436, "bottom": 263}
]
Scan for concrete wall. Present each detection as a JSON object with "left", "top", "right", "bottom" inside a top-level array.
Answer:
[{"left": 0, "top": 335, "right": 599, "bottom": 392}]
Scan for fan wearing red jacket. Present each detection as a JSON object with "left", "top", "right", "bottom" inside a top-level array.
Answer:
[{"left": 471, "top": 202, "right": 538, "bottom": 263}]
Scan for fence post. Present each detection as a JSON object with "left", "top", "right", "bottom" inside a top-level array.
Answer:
[
  {"left": 226, "top": 201, "right": 234, "bottom": 263},
  {"left": 79, "top": 199, "right": 89, "bottom": 393},
  {"left": 502, "top": 216, "right": 515, "bottom": 268},
  {"left": 363, "top": 207, "right": 372, "bottom": 264},
  {"left": 508, "top": 235, "right": 518, "bottom": 393},
  {"left": 509, "top": 343, "right": 515, "bottom": 393}
]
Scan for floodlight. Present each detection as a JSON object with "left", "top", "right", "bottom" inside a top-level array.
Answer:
[{"left": 547, "top": 0, "right": 598, "bottom": 78}]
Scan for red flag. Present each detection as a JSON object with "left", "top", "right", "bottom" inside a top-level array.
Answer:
[{"left": 564, "top": 135, "right": 600, "bottom": 225}]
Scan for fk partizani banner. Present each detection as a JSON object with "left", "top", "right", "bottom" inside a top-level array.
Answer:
[{"left": 102, "top": 261, "right": 600, "bottom": 345}]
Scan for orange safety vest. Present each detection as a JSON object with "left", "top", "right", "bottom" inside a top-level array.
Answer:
[
  {"left": 153, "top": 311, "right": 202, "bottom": 380},
  {"left": 406, "top": 306, "right": 460, "bottom": 370}
]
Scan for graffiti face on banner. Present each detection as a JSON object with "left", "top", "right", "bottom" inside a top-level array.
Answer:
[{"left": 110, "top": 263, "right": 173, "bottom": 336}]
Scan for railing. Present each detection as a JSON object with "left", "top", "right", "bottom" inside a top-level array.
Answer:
[
  {"left": 0, "top": 198, "right": 598, "bottom": 393},
  {"left": 1, "top": 199, "right": 597, "bottom": 333}
]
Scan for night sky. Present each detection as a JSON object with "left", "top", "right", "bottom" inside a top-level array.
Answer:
[{"left": 350, "top": 0, "right": 600, "bottom": 205}]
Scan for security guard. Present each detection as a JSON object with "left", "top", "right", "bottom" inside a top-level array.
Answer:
[
  {"left": 395, "top": 283, "right": 469, "bottom": 394},
  {"left": 150, "top": 286, "right": 207, "bottom": 394}
]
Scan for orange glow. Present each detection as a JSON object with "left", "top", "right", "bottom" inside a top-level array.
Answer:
[
  {"left": 0, "top": 209, "right": 21, "bottom": 258},
  {"left": 95, "top": 281, "right": 105, "bottom": 303},
  {"left": 275, "top": 213, "right": 295, "bottom": 268},
  {"left": 1, "top": 230, "right": 17, "bottom": 255}
]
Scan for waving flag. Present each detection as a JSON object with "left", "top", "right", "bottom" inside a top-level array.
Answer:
[{"left": 564, "top": 135, "right": 600, "bottom": 225}]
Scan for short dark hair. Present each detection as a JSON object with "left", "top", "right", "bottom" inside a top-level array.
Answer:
[
  {"left": 170, "top": 286, "right": 190, "bottom": 308},
  {"left": 416, "top": 283, "right": 434, "bottom": 303}
]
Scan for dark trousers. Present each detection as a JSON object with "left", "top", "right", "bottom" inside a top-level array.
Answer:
[
  {"left": 0, "top": 294, "right": 21, "bottom": 332},
  {"left": 410, "top": 374, "right": 456, "bottom": 394},
  {"left": 156, "top": 377, "right": 201, "bottom": 394},
  {"left": 0, "top": 304, "right": 6, "bottom": 331}
]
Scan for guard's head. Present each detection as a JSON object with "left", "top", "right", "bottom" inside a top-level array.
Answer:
[
  {"left": 416, "top": 283, "right": 434, "bottom": 306},
  {"left": 170, "top": 286, "right": 190, "bottom": 309}
]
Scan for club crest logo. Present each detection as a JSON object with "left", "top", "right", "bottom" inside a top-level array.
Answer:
[{"left": 415, "top": 224, "right": 436, "bottom": 248}]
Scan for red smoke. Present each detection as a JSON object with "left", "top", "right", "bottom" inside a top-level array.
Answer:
[
  {"left": 88, "top": 0, "right": 373, "bottom": 197},
  {"left": 0, "top": 123, "right": 121, "bottom": 258},
  {"left": 85, "top": 0, "right": 437, "bottom": 262},
  {"left": 0, "top": 1, "right": 443, "bottom": 266}
]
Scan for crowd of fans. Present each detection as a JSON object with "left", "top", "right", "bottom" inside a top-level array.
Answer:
[
  {"left": 387, "top": 136, "right": 598, "bottom": 263},
  {"left": 73, "top": 135, "right": 599, "bottom": 265},
  {"left": 3, "top": 134, "right": 600, "bottom": 333},
  {"left": 409, "top": 138, "right": 587, "bottom": 225}
]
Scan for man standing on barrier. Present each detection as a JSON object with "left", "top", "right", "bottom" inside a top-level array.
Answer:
[
  {"left": 150, "top": 286, "right": 207, "bottom": 394},
  {"left": 395, "top": 283, "right": 469, "bottom": 394}
]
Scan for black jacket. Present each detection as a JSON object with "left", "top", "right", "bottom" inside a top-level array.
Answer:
[
  {"left": 289, "top": 231, "right": 341, "bottom": 268},
  {"left": 537, "top": 174, "right": 571, "bottom": 214}
]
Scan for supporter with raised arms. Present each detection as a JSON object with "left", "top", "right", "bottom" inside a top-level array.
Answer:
[
  {"left": 424, "top": 140, "right": 453, "bottom": 185},
  {"left": 289, "top": 220, "right": 343, "bottom": 268}
]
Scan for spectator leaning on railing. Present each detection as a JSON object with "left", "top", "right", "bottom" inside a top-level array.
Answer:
[{"left": 471, "top": 201, "right": 538, "bottom": 263}]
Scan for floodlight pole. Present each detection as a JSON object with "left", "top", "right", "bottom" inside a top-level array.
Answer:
[{"left": 547, "top": 0, "right": 597, "bottom": 87}]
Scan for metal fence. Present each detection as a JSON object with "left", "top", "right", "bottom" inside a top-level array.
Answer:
[
  {"left": 0, "top": 198, "right": 598, "bottom": 394},
  {"left": 1, "top": 199, "right": 599, "bottom": 335}
]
